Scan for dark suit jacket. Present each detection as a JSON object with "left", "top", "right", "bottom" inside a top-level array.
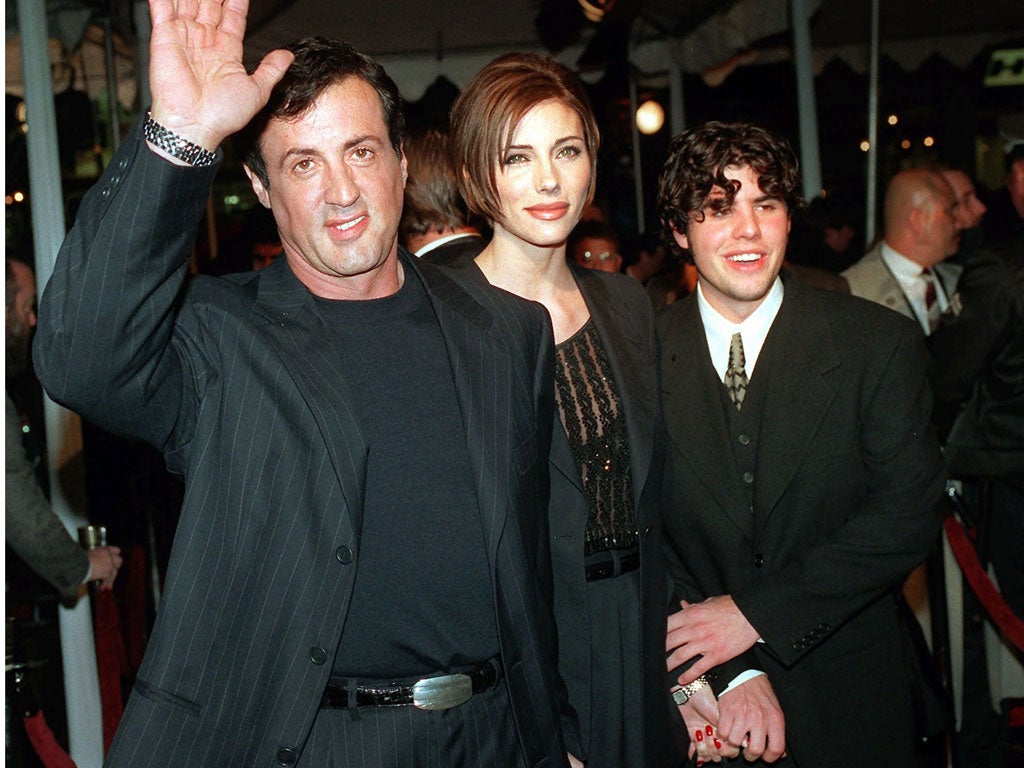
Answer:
[
  {"left": 657, "top": 277, "right": 944, "bottom": 767},
  {"left": 34, "top": 120, "right": 568, "bottom": 768},
  {"left": 546, "top": 265, "right": 674, "bottom": 767},
  {"left": 930, "top": 235, "right": 1024, "bottom": 477}
]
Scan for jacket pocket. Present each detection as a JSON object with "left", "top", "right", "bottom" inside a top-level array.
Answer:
[{"left": 133, "top": 678, "right": 201, "bottom": 716}]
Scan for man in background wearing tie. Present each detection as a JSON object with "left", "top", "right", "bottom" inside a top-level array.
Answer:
[
  {"left": 657, "top": 122, "right": 945, "bottom": 767},
  {"left": 843, "top": 168, "right": 962, "bottom": 336}
]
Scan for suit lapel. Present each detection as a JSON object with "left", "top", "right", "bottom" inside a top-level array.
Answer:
[
  {"left": 252, "top": 259, "right": 368, "bottom": 537},
  {"left": 574, "top": 267, "right": 656, "bottom": 508},
  {"left": 660, "top": 295, "right": 752, "bottom": 536},
  {"left": 753, "top": 280, "right": 839, "bottom": 534},
  {"left": 413, "top": 258, "right": 508, "bottom": 566}
]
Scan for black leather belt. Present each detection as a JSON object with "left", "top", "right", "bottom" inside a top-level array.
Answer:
[
  {"left": 585, "top": 547, "right": 640, "bottom": 581},
  {"left": 321, "top": 658, "right": 500, "bottom": 711}
]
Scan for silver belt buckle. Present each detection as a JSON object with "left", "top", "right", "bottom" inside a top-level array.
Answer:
[{"left": 412, "top": 673, "right": 473, "bottom": 711}]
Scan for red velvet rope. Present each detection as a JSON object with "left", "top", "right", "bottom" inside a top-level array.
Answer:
[
  {"left": 22, "top": 711, "right": 78, "bottom": 768},
  {"left": 123, "top": 545, "right": 147, "bottom": 672},
  {"left": 943, "top": 514, "right": 1024, "bottom": 652},
  {"left": 94, "top": 588, "right": 125, "bottom": 752}
]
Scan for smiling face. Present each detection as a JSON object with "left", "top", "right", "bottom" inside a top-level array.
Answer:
[
  {"left": 490, "top": 100, "right": 592, "bottom": 252},
  {"left": 246, "top": 77, "right": 408, "bottom": 299},
  {"left": 674, "top": 165, "right": 790, "bottom": 323}
]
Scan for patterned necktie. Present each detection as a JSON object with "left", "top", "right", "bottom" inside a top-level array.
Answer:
[{"left": 725, "top": 332, "right": 748, "bottom": 410}]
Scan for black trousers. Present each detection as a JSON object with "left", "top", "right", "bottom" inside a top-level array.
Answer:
[{"left": 297, "top": 680, "right": 526, "bottom": 768}]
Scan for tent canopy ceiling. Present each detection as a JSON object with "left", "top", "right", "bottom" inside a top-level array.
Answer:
[
  {"left": 240, "top": 0, "right": 1022, "bottom": 61},
  {"left": 5, "top": 1, "right": 1022, "bottom": 102}
]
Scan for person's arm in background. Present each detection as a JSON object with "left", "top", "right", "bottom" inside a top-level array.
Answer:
[{"left": 6, "top": 395, "right": 122, "bottom": 595}]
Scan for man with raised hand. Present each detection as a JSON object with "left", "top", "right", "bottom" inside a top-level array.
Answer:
[{"left": 33, "top": 2, "right": 567, "bottom": 766}]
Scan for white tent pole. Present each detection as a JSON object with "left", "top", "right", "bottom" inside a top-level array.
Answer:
[
  {"left": 16, "top": 1, "right": 105, "bottom": 766},
  {"left": 101, "top": 0, "right": 121, "bottom": 151},
  {"left": 135, "top": 1, "right": 151, "bottom": 109},
  {"left": 628, "top": 68, "right": 645, "bottom": 234},
  {"left": 791, "top": 0, "right": 822, "bottom": 200},
  {"left": 865, "top": 0, "right": 880, "bottom": 245}
]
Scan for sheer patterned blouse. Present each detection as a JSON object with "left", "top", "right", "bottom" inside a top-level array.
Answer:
[{"left": 554, "top": 319, "right": 639, "bottom": 556}]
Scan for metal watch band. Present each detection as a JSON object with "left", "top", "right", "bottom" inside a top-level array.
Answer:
[
  {"left": 143, "top": 110, "right": 218, "bottom": 167},
  {"left": 671, "top": 675, "right": 710, "bottom": 706}
]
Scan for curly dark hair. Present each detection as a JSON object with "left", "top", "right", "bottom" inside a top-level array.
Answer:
[
  {"left": 242, "top": 37, "right": 405, "bottom": 188},
  {"left": 656, "top": 121, "right": 802, "bottom": 261}
]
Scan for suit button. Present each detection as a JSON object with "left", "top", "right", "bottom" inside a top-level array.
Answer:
[
  {"left": 117, "top": 157, "right": 129, "bottom": 172},
  {"left": 738, "top": 434, "right": 751, "bottom": 446},
  {"left": 309, "top": 646, "right": 328, "bottom": 665},
  {"left": 792, "top": 640, "right": 803, "bottom": 651},
  {"left": 335, "top": 546, "right": 353, "bottom": 564},
  {"left": 742, "top": 472, "right": 754, "bottom": 484},
  {"left": 753, "top": 554, "right": 765, "bottom": 568},
  {"left": 276, "top": 748, "right": 298, "bottom": 765},
  {"left": 100, "top": 187, "right": 111, "bottom": 199},
  {"left": 642, "top": 525, "right": 652, "bottom": 536}
]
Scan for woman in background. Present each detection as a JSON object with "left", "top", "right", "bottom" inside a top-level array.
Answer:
[{"left": 450, "top": 53, "right": 677, "bottom": 768}]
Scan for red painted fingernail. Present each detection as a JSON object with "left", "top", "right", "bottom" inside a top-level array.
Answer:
[
  {"left": 697, "top": 761, "right": 704, "bottom": 767},
  {"left": 706, "top": 725, "right": 714, "bottom": 736},
  {"left": 714, "top": 738, "right": 722, "bottom": 749},
  {"left": 695, "top": 730, "right": 703, "bottom": 742}
]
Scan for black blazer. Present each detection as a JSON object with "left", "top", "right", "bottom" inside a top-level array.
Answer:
[
  {"left": 34, "top": 120, "right": 568, "bottom": 768},
  {"left": 657, "top": 278, "right": 945, "bottom": 767},
  {"left": 547, "top": 266, "right": 675, "bottom": 767}
]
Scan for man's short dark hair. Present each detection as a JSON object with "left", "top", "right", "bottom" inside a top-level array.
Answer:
[
  {"left": 657, "top": 121, "right": 802, "bottom": 260},
  {"left": 243, "top": 37, "right": 405, "bottom": 188},
  {"left": 399, "top": 128, "right": 467, "bottom": 239}
]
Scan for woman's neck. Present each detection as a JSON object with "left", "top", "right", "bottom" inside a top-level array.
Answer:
[{"left": 475, "top": 229, "right": 591, "bottom": 343}]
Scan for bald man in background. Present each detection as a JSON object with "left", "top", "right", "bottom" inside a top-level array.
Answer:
[{"left": 843, "top": 168, "right": 962, "bottom": 336}]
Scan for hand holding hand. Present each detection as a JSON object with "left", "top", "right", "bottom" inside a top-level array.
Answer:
[
  {"left": 87, "top": 545, "right": 123, "bottom": 590},
  {"left": 148, "top": 0, "right": 293, "bottom": 150},
  {"left": 666, "top": 595, "right": 760, "bottom": 684},
  {"left": 717, "top": 675, "right": 786, "bottom": 762},
  {"left": 676, "top": 685, "right": 735, "bottom": 764}
]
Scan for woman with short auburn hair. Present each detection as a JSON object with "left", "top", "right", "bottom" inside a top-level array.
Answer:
[{"left": 450, "top": 52, "right": 678, "bottom": 768}]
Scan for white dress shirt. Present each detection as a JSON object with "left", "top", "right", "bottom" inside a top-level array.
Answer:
[
  {"left": 688, "top": 277, "right": 785, "bottom": 694},
  {"left": 880, "top": 243, "right": 950, "bottom": 335},
  {"left": 697, "top": 277, "right": 785, "bottom": 382}
]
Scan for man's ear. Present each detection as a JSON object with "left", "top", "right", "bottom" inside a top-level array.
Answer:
[
  {"left": 244, "top": 165, "right": 272, "bottom": 209},
  {"left": 671, "top": 225, "right": 689, "bottom": 251},
  {"left": 907, "top": 205, "right": 927, "bottom": 236}
]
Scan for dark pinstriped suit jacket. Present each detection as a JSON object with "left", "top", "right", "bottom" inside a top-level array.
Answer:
[{"left": 34, "top": 120, "right": 568, "bottom": 768}]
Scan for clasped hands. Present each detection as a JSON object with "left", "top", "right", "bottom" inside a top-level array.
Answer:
[{"left": 668, "top": 596, "right": 786, "bottom": 763}]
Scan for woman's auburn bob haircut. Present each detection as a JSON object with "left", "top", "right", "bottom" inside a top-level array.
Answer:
[{"left": 450, "top": 52, "right": 600, "bottom": 224}]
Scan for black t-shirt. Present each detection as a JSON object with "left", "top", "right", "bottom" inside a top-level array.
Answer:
[{"left": 315, "top": 266, "right": 498, "bottom": 678}]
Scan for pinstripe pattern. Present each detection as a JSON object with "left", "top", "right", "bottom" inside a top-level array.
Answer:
[{"left": 34, "top": 120, "right": 566, "bottom": 768}]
